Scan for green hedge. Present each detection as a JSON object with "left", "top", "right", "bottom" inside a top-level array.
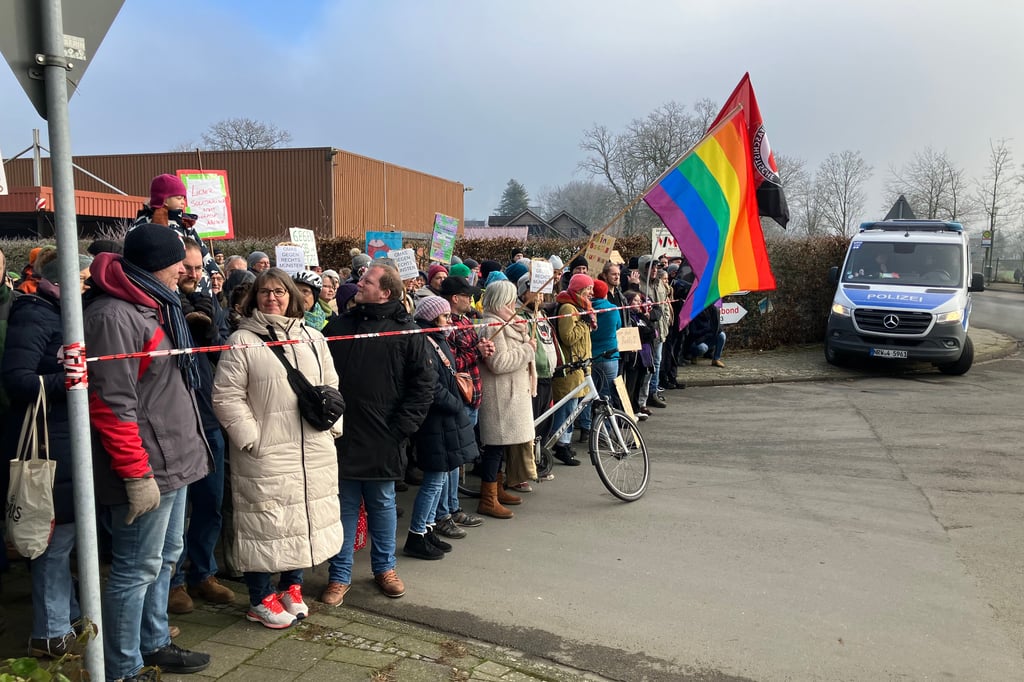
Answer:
[{"left": 0, "top": 233, "right": 851, "bottom": 350}]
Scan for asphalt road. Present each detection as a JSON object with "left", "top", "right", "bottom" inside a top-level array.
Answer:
[{"left": 318, "top": 285, "right": 1024, "bottom": 681}]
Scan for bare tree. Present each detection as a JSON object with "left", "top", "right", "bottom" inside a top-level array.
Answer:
[
  {"left": 816, "top": 150, "right": 872, "bottom": 236},
  {"left": 976, "top": 139, "right": 1021, "bottom": 243},
  {"left": 169, "top": 140, "right": 199, "bottom": 153},
  {"left": 200, "top": 117, "right": 293, "bottom": 151},
  {"left": 776, "top": 154, "right": 824, "bottom": 236},
  {"left": 578, "top": 99, "right": 716, "bottom": 235},
  {"left": 538, "top": 180, "right": 618, "bottom": 231},
  {"left": 883, "top": 147, "right": 978, "bottom": 222}
]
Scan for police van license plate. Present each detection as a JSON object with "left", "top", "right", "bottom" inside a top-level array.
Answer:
[{"left": 870, "top": 348, "right": 908, "bottom": 359}]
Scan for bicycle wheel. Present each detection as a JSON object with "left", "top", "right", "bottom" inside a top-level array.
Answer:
[
  {"left": 589, "top": 409, "right": 649, "bottom": 501},
  {"left": 457, "top": 461, "right": 482, "bottom": 498},
  {"left": 535, "top": 441, "right": 554, "bottom": 479}
]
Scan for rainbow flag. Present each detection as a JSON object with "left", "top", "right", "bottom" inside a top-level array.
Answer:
[{"left": 643, "top": 108, "right": 776, "bottom": 326}]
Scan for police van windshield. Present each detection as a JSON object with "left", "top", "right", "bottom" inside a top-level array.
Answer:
[{"left": 844, "top": 242, "right": 962, "bottom": 286}]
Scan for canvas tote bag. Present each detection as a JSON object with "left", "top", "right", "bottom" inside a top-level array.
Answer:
[{"left": 6, "top": 377, "right": 56, "bottom": 560}]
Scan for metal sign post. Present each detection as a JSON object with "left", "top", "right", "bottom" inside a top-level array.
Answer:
[{"left": 39, "top": 1, "right": 106, "bottom": 677}]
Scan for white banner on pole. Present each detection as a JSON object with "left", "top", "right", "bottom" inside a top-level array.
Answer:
[
  {"left": 388, "top": 248, "right": 419, "bottom": 281},
  {"left": 289, "top": 227, "right": 319, "bottom": 267},
  {"left": 275, "top": 245, "right": 306, "bottom": 275}
]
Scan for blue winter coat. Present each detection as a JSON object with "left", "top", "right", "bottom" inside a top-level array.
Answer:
[
  {"left": 413, "top": 326, "right": 479, "bottom": 472},
  {"left": 1, "top": 285, "right": 75, "bottom": 524}
]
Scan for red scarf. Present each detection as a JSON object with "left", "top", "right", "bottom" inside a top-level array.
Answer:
[{"left": 555, "top": 290, "right": 597, "bottom": 330}]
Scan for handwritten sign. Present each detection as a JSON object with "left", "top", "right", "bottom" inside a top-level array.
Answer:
[
  {"left": 275, "top": 245, "right": 306, "bottom": 276},
  {"left": 365, "top": 231, "right": 403, "bottom": 260},
  {"left": 652, "top": 227, "right": 681, "bottom": 259},
  {"left": 584, "top": 234, "right": 616, "bottom": 277},
  {"left": 178, "top": 170, "right": 233, "bottom": 239},
  {"left": 610, "top": 249, "right": 624, "bottom": 265},
  {"left": 429, "top": 213, "right": 459, "bottom": 264},
  {"left": 288, "top": 228, "right": 319, "bottom": 267},
  {"left": 388, "top": 248, "right": 419, "bottom": 281},
  {"left": 528, "top": 259, "right": 554, "bottom": 294}
]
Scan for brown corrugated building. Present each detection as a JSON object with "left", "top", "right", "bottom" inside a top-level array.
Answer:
[{"left": 1, "top": 147, "right": 465, "bottom": 239}]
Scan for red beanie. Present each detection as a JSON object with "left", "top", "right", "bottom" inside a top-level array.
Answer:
[
  {"left": 592, "top": 279, "right": 608, "bottom": 299},
  {"left": 149, "top": 174, "right": 188, "bottom": 208},
  {"left": 427, "top": 264, "right": 448, "bottom": 282}
]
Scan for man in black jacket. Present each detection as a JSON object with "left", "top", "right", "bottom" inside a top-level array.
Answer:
[{"left": 321, "top": 263, "right": 437, "bottom": 604}]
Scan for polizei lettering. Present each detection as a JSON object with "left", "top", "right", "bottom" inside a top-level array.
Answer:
[{"left": 865, "top": 293, "right": 923, "bottom": 302}]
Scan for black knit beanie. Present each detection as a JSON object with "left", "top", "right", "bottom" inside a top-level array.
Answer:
[{"left": 124, "top": 223, "right": 185, "bottom": 272}]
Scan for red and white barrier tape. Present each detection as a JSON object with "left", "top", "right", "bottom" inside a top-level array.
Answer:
[{"left": 81, "top": 298, "right": 674, "bottom": 364}]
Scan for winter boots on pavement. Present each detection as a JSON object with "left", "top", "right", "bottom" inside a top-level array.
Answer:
[{"left": 477, "top": 482, "right": 514, "bottom": 519}]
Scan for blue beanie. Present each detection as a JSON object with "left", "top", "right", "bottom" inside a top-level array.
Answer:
[
  {"left": 484, "top": 270, "right": 508, "bottom": 287},
  {"left": 504, "top": 261, "right": 529, "bottom": 285}
]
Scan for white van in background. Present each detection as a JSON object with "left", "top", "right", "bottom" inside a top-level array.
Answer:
[{"left": 825, "top": 220, "right": 985, "bottom": 375}]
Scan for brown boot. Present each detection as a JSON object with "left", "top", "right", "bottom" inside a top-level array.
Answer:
[
  {"left": 477, "top": 482, "right": 514, "bottom": 519},
  {"left": 495, "top": 472, "right": 522, "bottom": 505}
]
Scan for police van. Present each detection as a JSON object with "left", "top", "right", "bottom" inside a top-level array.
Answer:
[{"left": 825, "top": 219, "right": 985, "bottom": 375}]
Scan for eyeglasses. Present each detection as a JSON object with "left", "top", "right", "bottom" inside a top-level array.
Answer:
[
  {"left": 257, "top": 288, "right": 288, "bottom": 298},
  {"left": 183, "top": 264, "right": 204, "bottom": 274}
]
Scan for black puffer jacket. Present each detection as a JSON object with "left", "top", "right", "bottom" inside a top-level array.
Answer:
[
  {"left": 1, "top": 283, "right": 74, "bottom": 524},
  {"left": 325, "top": 300, "right": 436, "bottom": 480},
  {"left": 413, "top": 326, "right": 478, "bottom": 473}
]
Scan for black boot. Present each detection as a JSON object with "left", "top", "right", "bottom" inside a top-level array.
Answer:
[
  {"left": 403, "top": 531, "right": 444, "bottom": 560},
  {"left": 424, "top": 527, "right": 453, "bottom": 553},
  {"left": 553, "top": 444, "right": 581, "bottom": 466}
]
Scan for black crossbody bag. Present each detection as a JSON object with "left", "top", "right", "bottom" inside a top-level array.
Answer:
[{"left": 261, "top": 326, "right": 345, "bottom": 431}]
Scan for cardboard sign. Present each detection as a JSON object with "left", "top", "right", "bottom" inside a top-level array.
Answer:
[
  {"left": 429, "top": 213, "right": 459, "bottom": 264},
  {"left": 178, "top": 170, "right": 234, "bottom": 240},
  {"left": 529, "top": 259, "right": 555, "bottom": 294},
  {"left": 584, "top": 234, "right": 616, "bottom": 277},
  {"left": 275, "top": 245, "right": 306, "bottom": 276},
  {"left": 652, "top": 227, "right": 681, "bottom": 259},
  {"left": 388, "top": 248, "right": 419, "bottom": 281},
  {"left": 610, "top": 249, "right": 624, "bottom": 265},
  {"left": 613, "top": 376, "right": 636, "bottom": 421},
  {"left": 365, "top": 231, "right": 403, "bottom": 260},
  {"left": 616, "top": 326, "right": 641, "bottom": 352},
  {"left": 288, "top": 227, "right": 319, "bottom": 267}
]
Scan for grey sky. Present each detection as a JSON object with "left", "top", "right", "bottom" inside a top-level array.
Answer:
[{"left": 1, "top": 0, "right": 1021, "bottom": 228}]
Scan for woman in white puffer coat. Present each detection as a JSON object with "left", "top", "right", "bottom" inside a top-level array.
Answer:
[{"left": 213, "top": 267, "right": 343, "bottom": 630}]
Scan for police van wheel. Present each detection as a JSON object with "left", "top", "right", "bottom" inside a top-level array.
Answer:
[
  {"left": 937, "top": 336, "right": 974, "bottom": 376},
  {"left": 824, "top": 339, "right": 849, "bottom": 367}
]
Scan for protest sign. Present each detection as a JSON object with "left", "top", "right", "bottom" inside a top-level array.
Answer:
[
  {"left": 289, "top": 227, "right": 319, "bottom": 267},
  {"left": 610, "top": 249, "right": 625, "bottom": 265},
  {"left": 528, "top": 259, "right": 554, "bottom": 294},
  {"left": 388, "top": 248, "right": 420, "bottom": 281},
  {"left": 275, "top": 245, "right": 306, "bottom": 275},
  {"left": 365, "top": 231, "right": 403, "bottom": 260},
  {"left": 652, "top": 226, "right": 681, "bottom": 259},
  {"left": 178, "top": 170, "right": 234, "bottom": 239},
  {"left": 584, "top": 234, "right": 616, "bottom": 277},
  {"left": 429, "top": 213, "right": 459, "bottom": 264}
]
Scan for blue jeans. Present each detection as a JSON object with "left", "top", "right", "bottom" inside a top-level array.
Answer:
[
  {"left": 244, "top": 569, "right": 302, "bottom": 606},
  {"left": 171, "top": 428, "right": 225, "bottom": 589},
  {"left": 648, "top": 341, "right": 664, "bottom": 394},
  {"left": 435, "top": 468, "right": 460, "bottom": 521},
  {"left": 30, "top": 522, "right": 80, "bottom": 639},
  {"left": 579, "top": 359, "right": 618, "bottom": 430},
  {"left": 549, "top": 396, "right": 579, "bottom": 446},
  {"left": 690, "top": 331, "right": 727, "bottom": 361},
  {"left": 410, "top": 471, "right": 447, "bottom": 533},
  {"left": 327, "top": 480, "right": 397, "bottom": 584},
  {"left": 103, "top": 486, "right": 187, "bottom": 682}
]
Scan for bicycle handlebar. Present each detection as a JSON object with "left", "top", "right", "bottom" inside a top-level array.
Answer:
[{"left": 552, "top": 349, "right": 618, "bottom": 375}]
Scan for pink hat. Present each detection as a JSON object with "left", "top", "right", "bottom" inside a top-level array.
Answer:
[
  {"left": 149, "top": 173, "right": 188, "bottom": 208},
  {"left": 568, "top": 273, "right": 594, "bottom": 293}
]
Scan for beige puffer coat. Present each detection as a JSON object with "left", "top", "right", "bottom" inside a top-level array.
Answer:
[
  {"left": 478, "top": 314, "right": 536, "bottom": 446},
  {"left": 212, "top": 310, "right": 343, "bottom": 573}
]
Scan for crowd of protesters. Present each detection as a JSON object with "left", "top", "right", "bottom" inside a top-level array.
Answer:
[{"left": 0, "top": 173, "right": 725, "bottom": 682}]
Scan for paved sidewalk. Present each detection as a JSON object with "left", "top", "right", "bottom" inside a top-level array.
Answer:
[
  {"left": 675, "top": 326, "right": 1017, "bottom": 388},
  {"left": 0, "top": 562, "right": 611, "bottom": 681}
]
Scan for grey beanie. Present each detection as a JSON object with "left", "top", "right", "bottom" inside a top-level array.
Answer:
[
  {"left": 40, "top": 253, "right": 93, "bottom": 285},
  {"left": 247, "top": 251, "right": 270, "bottom": 269},
  {"left": 517, "top": 272, "right": 532, "bottom": 299},
  {"left": 352, "top": 253, "right": 372, "bottom": 270}
]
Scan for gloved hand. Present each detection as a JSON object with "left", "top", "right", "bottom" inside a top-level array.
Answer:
[{"left": 124, "top": 477, "right": 161, "bottom": 525}]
